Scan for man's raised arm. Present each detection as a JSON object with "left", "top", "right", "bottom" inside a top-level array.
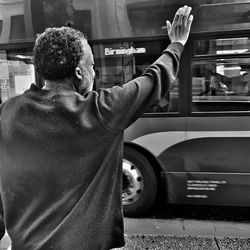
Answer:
[{"left": 97, "top": 5, "right": 194, "bottom": 131}]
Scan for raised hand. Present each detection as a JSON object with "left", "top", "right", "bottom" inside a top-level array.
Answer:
[{"left": 166, "top": 5, "right": 193, "bottom": 46}]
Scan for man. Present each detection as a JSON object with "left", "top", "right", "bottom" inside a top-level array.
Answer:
[{"left": 0, "top": 6, "right": 193, "bottom": 250}]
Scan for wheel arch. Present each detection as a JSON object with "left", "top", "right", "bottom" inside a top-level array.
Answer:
[
  {"left": 124, "top": 141, "right": 163, "bottom": 178},
  {"left": 123, "top": 141, "right": 165, "bottom": 201}
]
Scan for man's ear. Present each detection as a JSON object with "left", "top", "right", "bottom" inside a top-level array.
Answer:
[{"left": 75, "top": 67, "right": 82, "bottom": 80}]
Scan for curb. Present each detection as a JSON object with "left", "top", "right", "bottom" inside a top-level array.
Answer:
[{"left": 124, "top": 218, "right": 250, "bottom": 237}]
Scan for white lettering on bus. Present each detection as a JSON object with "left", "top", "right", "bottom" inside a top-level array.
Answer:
[
  {"left": 187, "top": 187, "right": 216, "bottom": 191},
  {"left": 187, "top": 180, "right": 227, "bottom": 184},
  {"left": 186, "top": 179, "right": 227, "bottom": 195},
  {"left": 186, "top": 195, "right": 208, "bottom": 199},
  {"left": 105, "top": 47, "right": 146, "bottom": 56}
]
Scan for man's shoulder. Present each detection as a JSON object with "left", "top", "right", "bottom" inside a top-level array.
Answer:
[
  {"left": 0, "top": 84, "right": 35, "bottom": 109},
  {"left": 1, "top": 95, "right": 22, "bottom": 107}
]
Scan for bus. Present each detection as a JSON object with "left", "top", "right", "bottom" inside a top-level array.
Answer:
[{"left": 1, "top": 0, "right": 250, "bottom": 217}]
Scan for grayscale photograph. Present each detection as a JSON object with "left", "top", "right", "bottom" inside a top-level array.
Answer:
[{"left": 0, "top": 0, "right": 250, "bottom": 249}]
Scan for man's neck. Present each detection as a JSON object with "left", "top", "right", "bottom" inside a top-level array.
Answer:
[{"left": 43, "top": 78, "right": 76, "bottom": 91}]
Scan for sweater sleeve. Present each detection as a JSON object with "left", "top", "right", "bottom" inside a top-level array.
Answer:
[{"left": 97, "top": 42, "right": 184, "bottom": 132}]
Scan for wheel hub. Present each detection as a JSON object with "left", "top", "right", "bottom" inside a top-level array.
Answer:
[{"left": 122, "top": 159, "right": 144, "bottom": 205}]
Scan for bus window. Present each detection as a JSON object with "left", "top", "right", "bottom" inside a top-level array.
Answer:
[
  {"left": 148, "top": 79, "right": 179, "bottom": 113},
  {"left": 10, "top": 15, "right": 25, "bottom": 41},
  {"left": 93, "top": 39, "right": 179, "bottom": 113},
  {"left": 192, "top": 58, "right": 250, "bottom": 112},
  {"left": 194, "top": 37, "right": 250, "bottom": 56},
  {"left": 192, "top": 59, "right": 250, "bottom": 112},
  {"left": 192, "top": 37, "right": 250, "bottom": 112},
  {"left": 93, "top": 42, "right": 132, "bottom": 89},
  {"left": 0, "top": 50, "right": 34, "bottom": 103},
  {"left": 193, "top": 2, "right": 250, "bottom": 33}
]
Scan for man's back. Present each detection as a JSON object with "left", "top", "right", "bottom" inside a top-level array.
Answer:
[{"left": 0, "top": 84, "right": 125, "bottom": 249}]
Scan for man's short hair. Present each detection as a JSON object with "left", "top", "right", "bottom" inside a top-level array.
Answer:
[{"left": 33, "top": 27, "right": 86, "bottom": 80}]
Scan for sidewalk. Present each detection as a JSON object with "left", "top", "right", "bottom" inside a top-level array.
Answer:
[
  {"left": 113, "top": 218, "right": 250, "bottom": 249},
  {"left": 123, "top": 218, "right": 250, "bottom": 237},
  {"left": 115, "top": 234, "right": 250, "bottom": 249}
]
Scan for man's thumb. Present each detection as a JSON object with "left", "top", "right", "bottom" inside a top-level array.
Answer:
[{"left": 166, "top": 20, "right": 171, "bottom": 35}]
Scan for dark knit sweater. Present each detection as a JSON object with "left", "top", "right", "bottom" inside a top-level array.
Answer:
[{"left": 0, "top": 42, "right": 183, "bottom": 249}]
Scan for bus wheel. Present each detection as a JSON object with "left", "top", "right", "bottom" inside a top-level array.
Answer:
[{"left": 122, "top": 147, "right": 157, "bottom": 217}]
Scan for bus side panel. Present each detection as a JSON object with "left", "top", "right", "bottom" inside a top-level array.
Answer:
[
  {"left": 157, "top": 137, "right": 250, "bottom": 173},
  {"left": 164, "top": 172, "right": 250, "bottom": 206},
  {"left": 158, "top": 137, "right": 250, "bottom": 205}
]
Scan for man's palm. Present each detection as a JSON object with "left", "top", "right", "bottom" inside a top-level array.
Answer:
[{"left": 167, "top": 5, "right": 193, "bottom": 46}]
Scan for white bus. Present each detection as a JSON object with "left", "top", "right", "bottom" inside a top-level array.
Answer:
[{"left": 1, "top": 0, "right": 250, "bottom": 217}]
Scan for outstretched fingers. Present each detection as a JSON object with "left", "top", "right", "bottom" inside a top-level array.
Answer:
[
  {"left": 187, "top": 13, "right": 194, "bottom": 30},
  {"left": 183, "top": 6, "right": 192, "bottom": 26},
  {"left": 167, "top": 5, "right": 193, "bottom": 45},
  {"left": 173, "top": 6, "right": 184, "bottom": 23},
  {"left": 173, "top": 5, "right": 193, "bottom": 27}
]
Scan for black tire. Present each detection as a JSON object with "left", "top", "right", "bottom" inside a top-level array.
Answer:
[{"left": 122, "top": 146, "right": 157, "bottom": 217}]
